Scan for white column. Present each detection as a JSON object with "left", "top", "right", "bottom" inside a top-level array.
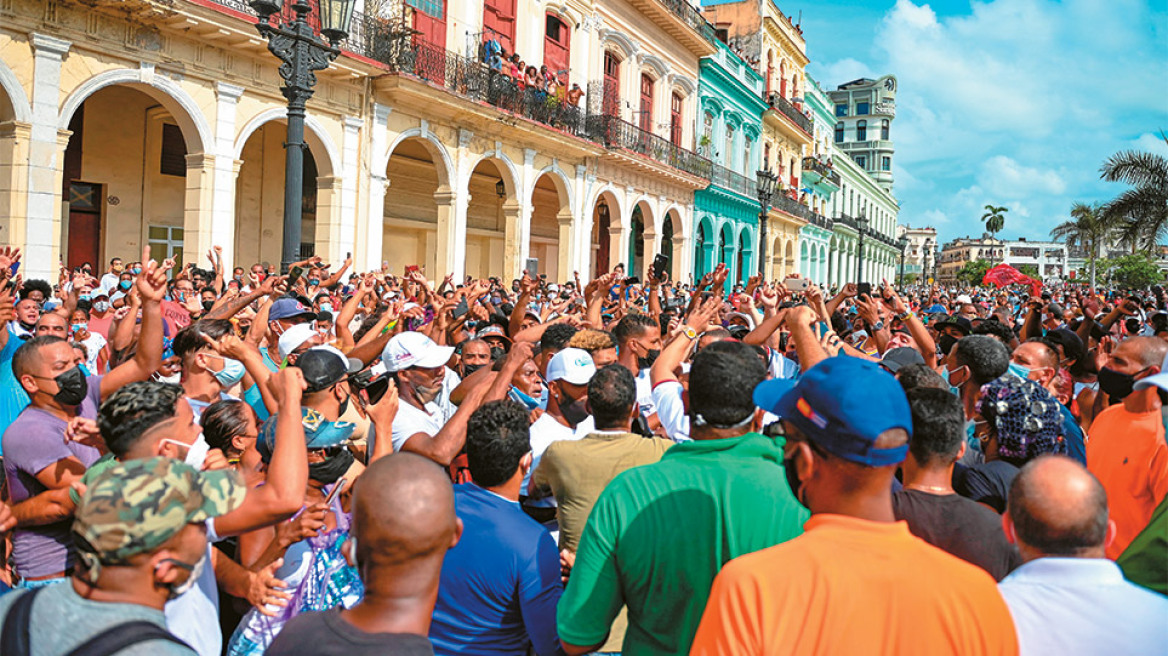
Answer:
[
  {"left": 358, "top": 104, "right": 390, "bottom": 271},
  {"left": 211, "top": 82, "right": 244, "bottom": 272},
  {"left": 25, "top": 33, "right": 71, "bottom": 281},
  {"left": 338, "top": 116, "right": 363, "bottom": 263},
  {"left": 518, "top": 148, "right": 536, "bottom": 268}
]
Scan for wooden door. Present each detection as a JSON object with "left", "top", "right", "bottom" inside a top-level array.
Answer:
[
  {"left": 670, "top": 92, "right": 683, "bottom": 145},
  {"left": 483, "top": 0, "right": 515, "bottom": 52},
  {"left": 412, "top": 1, "right": 447, "bottom": 83},
  {"left": 67, "top": 182, "right": 102, "bottom": 270},
  {"left": 602, "top": 51, "right": 620, "bottom": 116},
  {"left": 639, "top": 74, "right": 654, "bottom": 133},
  {"left": 543, "top": 13, "right": 570, "bottom": 84}
]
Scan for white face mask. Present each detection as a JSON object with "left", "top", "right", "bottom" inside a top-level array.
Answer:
[
  {"left": 154, "top": 372, "right": 181, "bottom": 385},
  {"left": 162, "top": 434, "right": 210, "bottom": 469},
  {"left": 165, "top": 550, "right": 207, "bottom": 599}
]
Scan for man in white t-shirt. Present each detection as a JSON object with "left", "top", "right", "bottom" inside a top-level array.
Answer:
[
  {"left": 524, "top": 348, "right": 596, "bottom": 515},
  {"left": 384, "top": 331, "right": 478, "bottom": 466}
]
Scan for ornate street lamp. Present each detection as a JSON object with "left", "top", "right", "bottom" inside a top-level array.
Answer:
[
  {"left": 249, "top": 0, "right": 357, "bottom": 272},
  {"left": 755, "top": 167, "right": 779, "bottom": 277},
  {"left": 897, "top": 234, "right": 910, "bottom": 286},
  {"left": 855, "top": 211, "right": 869, "bottom": 284},
  {"left": 923, "top": 238, "right": 934, "bottom": 283}
]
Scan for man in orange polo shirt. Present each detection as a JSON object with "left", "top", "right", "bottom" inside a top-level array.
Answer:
[
  {"left": 1087, "top": 337, "right": 1168, "bottom": 558},
  {"left": 690, "top": 355, "right": 1017, "bottom": 656}
]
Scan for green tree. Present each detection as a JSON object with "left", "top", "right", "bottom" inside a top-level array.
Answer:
[
  {"left": 1016, "top": 264, "right": 1040, "bottom": 278},
  {"left": 957, "top": 259, "right": 993, "bottom": 287},
  {"left": 1050, "top": 201, "right": 1116, "bottom": 288},
  {"left": 1097, "top": 254, "right": 1164, "bottom": 289},
  {"left": 1102, "top": 134, "right": 1168, "bottom": 253},
  {"left": 981, "top": 205, "right": 1008, "bottom": 240}
]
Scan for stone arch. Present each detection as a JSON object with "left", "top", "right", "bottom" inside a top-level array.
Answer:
[
  {"left": 382, "top": 128, "right": 455, "bottom": 191},
  {"left": 543, "top": 2, "right": 583, "bottom": 26},
  {"left": 234, "top": 108, "right": 340, "bottom": 178},
  {"left": 0, "top": 58, "right": 31, "bottom": 123},
  {"left": 599, "top": 29, "right": 638, "bottom": 61},
  {"left": 531, "top": 169, "right": 573, "bottom": 282},
  {"left": 629, "top": 197, "right": 655, "bottom": 278},
  {"left": 639, "top": 53, "right": 670, "bottom": 81},
  {"left": 532, "top": 163, "right": 574, "bottom": 213},
  {"left": 466, "top": 151, "right": 521, "bottom": 201},
  {"left": 465, "top": 155, "right": 520, "bottom": 280},
  {"left": 590, "top": 186, "right": 624, "bottom": 277},
  {"left": 58, "top": 68, "right": 212, "bottom": 154}
]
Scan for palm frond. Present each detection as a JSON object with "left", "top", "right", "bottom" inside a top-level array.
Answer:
[{"left": 1100, "top": 149, "right": 1168, "bottom": 189}]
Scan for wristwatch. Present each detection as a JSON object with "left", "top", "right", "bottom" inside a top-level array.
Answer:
[
  {"left": 896, "top": 310, "right": 912, "bottom": 322},
  {"left": 682, "top": 326, "right": 698, "bottom": 340},
  {"left": 872, "top": 320, "right": 886, "bottom": 332}
]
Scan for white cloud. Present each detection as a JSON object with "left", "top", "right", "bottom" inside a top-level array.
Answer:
[
  {"left": 817, "top": 58, "right": 876, "bottom": 87},
  {"left": 1129, "top": 132, "right": 1168, "bottom": 157},
  {"left": 977, "top": 156, "right": 1066, "bottom": 198}
]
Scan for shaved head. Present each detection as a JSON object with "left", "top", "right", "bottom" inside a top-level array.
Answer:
[
  {"left": 1124, "top": 336, "right": 1168, "bottom": 369},
  {"left": 351, "top": 452, "right": 460, "bottom": 580},
  {"left": 1007, "top": 455, "right": 1109, "bottom": 559}
]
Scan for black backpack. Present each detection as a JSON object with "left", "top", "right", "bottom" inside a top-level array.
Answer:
[{"left": 1, "top": 586, "right": 191, "bottom": 656}]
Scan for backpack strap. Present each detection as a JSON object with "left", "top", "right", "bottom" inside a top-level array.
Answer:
[
  {"left": 64, "top": 620, "right": 190, "bottom": 656},
  {"left": 0, "top": 587, "right": 45, "bottom": 656}
]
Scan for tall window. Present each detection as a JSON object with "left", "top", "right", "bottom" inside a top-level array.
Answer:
[
  {"left": 543, "top": 13, "right": 570, "bottom": 84},
  {"left": 602, "top": 51, "right": 620, "bottom": 116},
  {"left": 835, "top": 104, "right": 847, "bottom": 117},
  {"left": 766, "top": 51, "right": 773, "bottom": 97},
  {"left": 743, "top": 138, "right": 752, "bottom": 174},
  {"left": 856, "top": 119, "right": 867, "bottom": 141},
  {"left": 881, "top": 119, "right": 890, "bottom": 140},
  {"left": 670, "top": 93, "right": 683, "bottom": 145},
  {"left": 856, "top": 101, "right": 870, "bottom": 115},
  {"left": 763, "top": 142, "right": 771, "bottom": 169},
  {"left": 882, "top": 156, "right": 891, "bottom": 171},
  {"left": 639, "top": 73, "right": 654, "bottom": 132},
  {"left": 702, "top": 111, "right": 714, "bottom": 154},
  {"left": 834, "top": 122, "right": 844, "bottom": 143},
  {"left": 724, "top": 123, "right": 735, "bottom": 165}
]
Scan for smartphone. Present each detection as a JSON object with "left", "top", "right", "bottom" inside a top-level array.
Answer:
[
  {"left": 288, "top": 266, "right": 303, "bottom": 285},
  {"left": 452, "top": 297, "right": 469, "bottom": 319},
  {"left": 783, "top": 277, "right": 810, "bottom": 292},
  {"left": 857, "top": 282, "right": 872, "bottom": 298},
  {"left": 8, "top": 261, "right": 19, "bottom": 276},
  {"left": 324, "top": 478, "right": 347, "bottom": 506},
  {"left": 405, "top": 264, "right": 419, "bottom": 276},
  {"left": 651, "top": 254, "right": 669, "bottom": 281}
]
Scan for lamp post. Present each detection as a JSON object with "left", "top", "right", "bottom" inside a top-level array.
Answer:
[
  {"left": 249, "top": 0, "right": 356, "bottom": 273},
  {"left": 755, "top": 167, "right": 779, "bottom": 277},
  {"left": 923, "top": 238, "right": 934, "bottom": 283},
  {"left": 897, "top": 235, "right": 909, "bottom": 286},
  {"left": 855, "top": 211, "right": 869, "bottom": 284}
]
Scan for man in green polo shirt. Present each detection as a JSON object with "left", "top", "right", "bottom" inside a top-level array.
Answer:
[{"left": 557, "top": 340, "right": 809, "bottom": 656}]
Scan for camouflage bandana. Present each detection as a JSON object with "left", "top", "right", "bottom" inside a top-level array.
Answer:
[{"left": 72, "top": 457, "right": 245, "bottom": 576}]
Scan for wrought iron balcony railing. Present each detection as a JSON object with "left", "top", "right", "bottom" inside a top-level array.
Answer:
[
  {"left": 587, "top": 114, "right": 712, "bottom": 180},
  {"left": 801, "top": 156, "right": 841, "bottom": 187},
  {"left": 766, "top": 92, "right": 813, "bottom": 136},
  {"left": 709, "top": 163, "right": 756, "bottom": 199},
  {"left": 657, "top": 0, "right": 717, "bottom": 43},
  {"left": 772, "top": 193, "right": 814, "bottom": 222}
]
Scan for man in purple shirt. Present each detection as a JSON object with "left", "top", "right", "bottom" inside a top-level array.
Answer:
[
  {"left": 429, "top": 401, "right": 565, "bottom": 656},
  {"left": 3, "top": 250, "right": 167, "bottom": 587}
]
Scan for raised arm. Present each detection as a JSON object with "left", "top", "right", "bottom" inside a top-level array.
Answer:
[{"left": 101, "top": 246, "right": 168, "bottom": 397}]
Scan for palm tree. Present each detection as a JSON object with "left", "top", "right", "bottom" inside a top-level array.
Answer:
[
  {"left": 1050, "top": 202, "right": 1115, "bottom": 288},
  {"left": 982, "top": 205, "right": 1008, "bottom": 239},
  {"left": 1101, "top": 136, "right": 1168, "bottom": 253}
]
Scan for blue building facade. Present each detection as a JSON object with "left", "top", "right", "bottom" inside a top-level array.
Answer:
[{"left": 693, "top": 39, "right": 768, "bottom": 286}]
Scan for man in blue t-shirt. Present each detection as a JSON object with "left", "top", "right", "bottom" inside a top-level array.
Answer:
[{"left": 429, "top": 401, "right": 564, "bottom": 656}]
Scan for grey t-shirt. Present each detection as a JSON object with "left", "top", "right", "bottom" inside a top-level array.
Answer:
[
  {"left": 1, "top": 375, "right": 104, "bottom": 578},
  {"left": 0, "top": 580, "right": 195, "bottom": 655}
]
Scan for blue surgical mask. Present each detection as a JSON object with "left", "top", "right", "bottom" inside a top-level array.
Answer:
[
  {"left": 209, "top": 355, "right": 246, "bottom": 387},
  {"left": 71, "top": 323, "right": 87, "bottom": 332},
  {"left": 1007, "top": 361, "right": 1031, "bottom": 380},
  {"left": 119, "top": 280, "right": 133, "bottom": 291},
  {"left": 509, "top": 386, "right": 541, "bottom": 411},
  {"left": 320, "top": 303, "right": 334, "bottom": 314},
  {"left": 79, "top": 294, "right": 91, "bottom": 302},
  {"left": 308, "top": 278, "right": 320, "bottom": 286}
]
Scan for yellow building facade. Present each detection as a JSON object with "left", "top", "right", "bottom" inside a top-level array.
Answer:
[{"left": 0, "top": 0, "right": 716, "bottom": 283}]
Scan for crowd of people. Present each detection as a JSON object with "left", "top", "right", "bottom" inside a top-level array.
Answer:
[{"left": 0, "top": 243, "right": 1164, "bottom": 655}]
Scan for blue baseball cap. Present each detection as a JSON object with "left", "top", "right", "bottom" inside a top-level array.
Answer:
[
  {"left": 269, "top": 297, "right": 316, "bottom": 322},
  {"left": 257, "top": 408, "right": 354, "bottom": 463},
  {"left": 753, "top": 356, "right": 912, "bottom": 467}
]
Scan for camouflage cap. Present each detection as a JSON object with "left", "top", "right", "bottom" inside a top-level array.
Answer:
[{"left": 72, "top": 457, "right": 246, "bottom": 566}]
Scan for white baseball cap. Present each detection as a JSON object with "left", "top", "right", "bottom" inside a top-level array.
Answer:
[
  {"left": 546, "top": 348, "right": 596, "bottom": 386},
  {"left": 956, "top": 294, "right": 973, "bottom": 304},
  {"left": 382, "top": 331, "right": 455, "bottom": 372},
  {"left": 278, "top": 323, "right": 318, "bottom": 361}
]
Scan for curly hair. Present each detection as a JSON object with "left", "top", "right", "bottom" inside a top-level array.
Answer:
[
  {"left": 567, "top": 328, "right": 617, "bottom": 353},
  {"left": 97, "top": 381, "right": 184, "bottom": 458},
  {"left": 465, "top": 401, "right": 531, "bottom": 488}
]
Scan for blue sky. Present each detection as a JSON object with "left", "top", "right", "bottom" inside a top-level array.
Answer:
[{"left": 797, "top": 0, "right": 1168, "bottom": 244}]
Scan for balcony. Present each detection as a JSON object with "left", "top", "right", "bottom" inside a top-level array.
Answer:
[
  {"left": 764, "top": 92, "right": 813, "bottom": 142},
  {"left": 772, "top": 193, "right": 813, "bottom": 223},
  {"left": 835, "top": 213, "right": 857, "bottom": 231},
  {"left": 709, "top": 163, "right": 757, "bottom": 200},
  {"left": 587, "top": 114, "right": 712, "bottom": 182},
  {"left": 624, "top": 0, "right": 717, "bottom": 56},
  {"left": 801, "top": 156, "right": 841, "bottom": 190}
]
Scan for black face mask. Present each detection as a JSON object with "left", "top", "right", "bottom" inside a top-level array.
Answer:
[
  {"left": 309, "top": 449, "right": 354, "bottom": 484},
  {"left": 462, "top": 363, "right": 485, "bottom": 378},
  {"left": 558, "top": 393, "right": 590, "bottom": 426},
  {"left": 202, "top": 300, "right": 214, "bottom": 313},
  {"left": 1098, "top": 366, "right": 1143, "bottom": 401},
  {"left": 783, "top": 451, "right": 808, "bottom": 510},
  {"left": 337, "top": 392, "right": 350, "bottom": 418},
  {"left": 50, "top": 365, "right": 89, "bottom": 406},
  {"left": 937, "top": 334, "right": 958, "bottom": 356},
  {"left": 637, "top": 348, "right": 661, "bottom": 371},
  {"left": 489, "top": 346, "right": 506, "bottom": 362}
]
